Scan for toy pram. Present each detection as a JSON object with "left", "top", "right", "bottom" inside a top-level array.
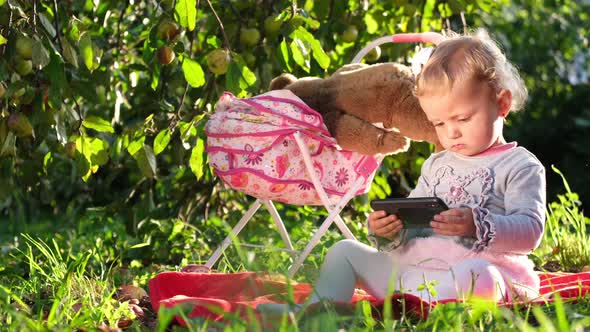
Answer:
[{"left": 204, "top": 32, "right": 443, "bottom": 276}]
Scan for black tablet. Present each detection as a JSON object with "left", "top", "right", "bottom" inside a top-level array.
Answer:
[{"left": 370, "top": 197, "right": 449, "bottom": 228}]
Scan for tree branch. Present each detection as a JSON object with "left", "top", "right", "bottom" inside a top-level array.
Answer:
[
  {"left": 115, "top": 0, "right": 131, "bottom": 57},
  {"left": 290, "top": 0, "right": 297, "bottom": 19},
  {"left": 53, "top": 0, "right": 83, "bottom": 132},
  {"left": 32, "top": 0, "right": 38, "bottom": 33},
  {"left": 52, "top": 0, "right": 62, "bottom": 52},
  {"left": 205, "top": 0, "right": 230, "bottom": 50},
  {"left": 174, "top": 1, "right": 200, "bottom": 120}
]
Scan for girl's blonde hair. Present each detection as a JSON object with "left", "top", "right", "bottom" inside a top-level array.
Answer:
[{"left": 415, "top": 29, "right": 528, "bottom": 112}]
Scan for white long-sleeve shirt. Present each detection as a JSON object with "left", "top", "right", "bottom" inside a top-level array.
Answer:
[{"left": 369, "top": 143, "right": 546, "bottom": 256}]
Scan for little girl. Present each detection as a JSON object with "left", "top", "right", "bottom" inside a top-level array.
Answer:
[{"left": 258, "top": 29, "right": 546, "bottom": 313}]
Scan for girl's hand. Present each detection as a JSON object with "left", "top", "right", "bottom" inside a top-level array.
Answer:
[
  {"left": 368, "top": 210, "right": 404, "bottom": 240},
  {"left": 431, "top": 208, "right": 476, "bottom": 237}
]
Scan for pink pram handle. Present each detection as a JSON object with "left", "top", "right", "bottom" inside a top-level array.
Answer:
[{"left": 352, "top": 32, "right": 444, "bottom": 63}]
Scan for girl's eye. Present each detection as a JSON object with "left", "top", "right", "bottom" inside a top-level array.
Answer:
[
  {"left": 433, "top": 123, "right": 443, "bottom": 127},
  {"left": 458, "top": 117, "right": 470, "bottom": 122}
]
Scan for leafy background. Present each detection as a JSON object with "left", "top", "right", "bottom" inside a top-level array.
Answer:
[
  {"left": 1, "top": 0, "right": 590, "bottom": 329},
  {"left": 0, "top": 0, "right": 589, "bottom": 266}
]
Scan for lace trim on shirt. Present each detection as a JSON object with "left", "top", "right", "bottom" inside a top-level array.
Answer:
[
  {"left": 432, "top": 165, "right": 493, "bottom": 207},
  {"left": 472, "top": 206, "right": 496, "bottom": 252}
]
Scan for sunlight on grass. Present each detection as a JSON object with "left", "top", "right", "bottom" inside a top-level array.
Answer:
[
  {"left": 1, "top": 168, "right": 590, "bottom": 330},
  {"left": 533, "top": 166, "right": 590, "bottom": 272}
]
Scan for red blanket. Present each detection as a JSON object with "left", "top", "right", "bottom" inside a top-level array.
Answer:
[{"left": 149, "top": 271, "right": 590, "bottom": 326}]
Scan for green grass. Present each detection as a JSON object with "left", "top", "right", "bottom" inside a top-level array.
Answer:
[
  {"left": 1, "top": 170, "right": 590, "bottom": 330},
  {"left": 531, "top": 166, "right": 590, "bottom": 272}
]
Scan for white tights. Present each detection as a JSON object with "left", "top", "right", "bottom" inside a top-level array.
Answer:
[{"left": 257, "top": 239, "right": 506, "bottom": 313}]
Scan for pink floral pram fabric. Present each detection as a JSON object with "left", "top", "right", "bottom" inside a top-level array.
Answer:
[{"left": 206, "top": 90, "right": 380, "bottom": 206}]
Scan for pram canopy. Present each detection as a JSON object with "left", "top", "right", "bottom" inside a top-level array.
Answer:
[{"left": 206, "top": 90, "right": 380, "bottom": 206}]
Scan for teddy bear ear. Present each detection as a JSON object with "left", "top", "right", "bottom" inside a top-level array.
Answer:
[{"left": 269, "top": 73, "right": 298, "bottom": 90}]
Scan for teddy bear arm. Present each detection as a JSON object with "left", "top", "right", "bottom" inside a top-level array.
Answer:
[
  {"left": 386, "top": 97, "right": 442, "bottom": 149},
  {"left": 324, "top": 64, "right": 419, "bottom": 125},
  {"left": 323, "top": 110, "right": 410, "bottom": 155}
]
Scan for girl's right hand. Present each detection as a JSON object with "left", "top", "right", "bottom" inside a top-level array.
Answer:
[{"left": 368, "top": 210, "right": 404, "bottom": 240}]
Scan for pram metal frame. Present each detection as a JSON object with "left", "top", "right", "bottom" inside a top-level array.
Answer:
[{"left": 205, "top": 130, "right": 372, "bottom": 276}]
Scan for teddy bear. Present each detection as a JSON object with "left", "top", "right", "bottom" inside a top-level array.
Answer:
[{"left": 269, "top": 62, "right": 441, "bottom": 155}]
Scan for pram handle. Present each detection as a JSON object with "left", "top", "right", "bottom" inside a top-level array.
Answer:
[{"left": 351, "top": 32, "right": 444, "bottom": 63}]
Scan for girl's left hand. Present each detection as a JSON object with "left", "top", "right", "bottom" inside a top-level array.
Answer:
[{"left": 431, "top": 208, "right": 476, "bottom": 237}]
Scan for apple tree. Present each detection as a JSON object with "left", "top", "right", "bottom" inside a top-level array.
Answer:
[{"left": 0, "top": 0, "right": 504, "bottom": 232}]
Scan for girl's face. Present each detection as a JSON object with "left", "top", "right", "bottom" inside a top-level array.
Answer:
[{"left": 418, "top": 78, "right": 512, "bottom": 156}]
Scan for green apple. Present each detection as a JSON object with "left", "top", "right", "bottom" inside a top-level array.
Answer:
[
  {"left": 15, "top": 34, "right": 34, "bottom": 59},
  {"left": 15, "top": 58, "right": 33, "bottom": 76},
  {"left": 160, "top": 0, "right": 174, "bottom": 10},
  {"left": 341, "top": 25, "right": 358, "bottom": 43},
  {"left": 264, "top": 16, "right": 282, "bottom": 35},
  {"left": 96, "top": 85, "right": 106, "bottom": 104},
  {"left": 156, "top": 46, "right": 175, "bottom": 65},
  {"left": 242, "top": 51, "right": 256, "bottom": 66},
  {"left": 156, "top": 19, "right": 180, "bottom": 41},
  {"left": 206, "top": 49, "right": 231, "bottom": 75},
  {"left": 7, "top": 112, "right": 34, "bottom": 137},
  {"left": 365, "top": 45, "right": 381, "bottom": 62},
  {"left": 65, "top": 141, "right": 77, "bottom": 159},
  {"left": 240, "top": 28, "right": 260, "bottom": 47},
  {"left": 234, "top": 1, "right": 253, "bottom": 11}
]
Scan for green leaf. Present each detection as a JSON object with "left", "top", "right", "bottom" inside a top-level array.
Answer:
[
  {"left": 43, "top": 152, "right": 52, "bottom": 174},
  {"left": 153, "top": 129, "right": 171, "bottom": 155},
  {"left": 45, "top": 53, "right": 67, "bottom": 104},
  {"left": 279, "top": 39, "right": 291, "bottom": 71},
  {"left": 134, "top": 144, "right": 157, "bottom": 178},
  {"left": 0, "top": 132, "right": 16, "bottom": 157},
  {"left": 130, "top": 242, "right": 150, "bottom": 249},
  {"left": 168, "top": 220, "right": 185, "bottom": 241},
  {"left": 76, "top": 136, "right": 110, "bottom": 181},
  {"left": 290, "top": 38, "right": 310, "bottom": 73},
  {"left": 60, "top": 37, "right": 78, "bottom": 68},
  {"left": 150, "top": 63, "right": 160, "bottom": 91},
  {"left": 87, "top": 138, "right": 110, "bottom": 166},
  {"left": 82, "top": 116, "right": 114, "bottom": 133},
  {"left": 206, "top": 35, "right": 221, "bottom": 48},
  {"left": 79, "top": 32, "right": 94, "bottom": 71},
  {"left": 364, "top": 13, "right": 379, "bottom": 34},
  {"left": 38, "top": 12, "right": 56, "bottom": 38},
  {"left": 127, "top": 136, "right": 145, "bottom": 156},
  {"left": 181, "top": 57, "right": 205, "bottom": 88},
  {"left": 438, "top": 3, "right": 453, "bottom": 17},
  {"left": 68, "top": 17, "right": 81, "bottom": 41},
  {"left": 309, "top": 38, "right": 330, "bottom": 69},
  {"left": 189, "top": 138, "right": 205, "bottom": 180},
  {"left": 448, "top": 0, "right": 464, "bottom": 13},
  {"left": 239, "top": 62, "right": 256, "bottom": 87},
  {"left": 0, "top": 35, "right": 6, "bottom": 46},
  {"left": 174, "top": 0, "right": 197, "bottom": 31},
  {"left": 226, "top": 60, "right": 257, "bottom": 95},
  {"left": 291, "top": 28, "right": 328, "bottom": 69},
  {"left": 476, "top": 0, "right": 494, "bottom": 12},
  {"left": 423, "top": 0, "right": 436, "bottom": 18},
  {"left": 32, "top": 39, "right": 50, "bottom": 70}
]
